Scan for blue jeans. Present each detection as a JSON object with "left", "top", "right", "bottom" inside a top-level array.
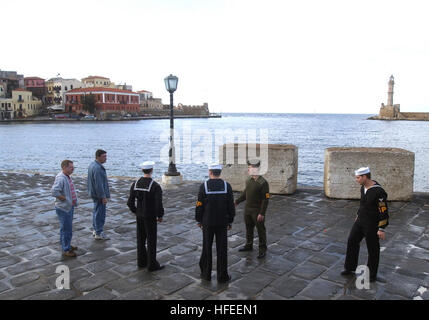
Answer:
[
  {"left": 56, "top": 206, "right": 74, "bottom": 252},
  {"left": 92, "top": 199, "right": 106, "bottom": 235}
]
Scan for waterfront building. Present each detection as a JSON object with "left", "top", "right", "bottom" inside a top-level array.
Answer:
[
  {"left": 82, "top": 76, "right": 115, "bottom": 88},
  {"left": 0, "top": 89, "right": 42, "bottom": 119},
  {"left": 65, "top": 87, "right": 140, "bottom": 118},
  {"left": 138, "top": 90, "right": 163, "bottom": 110},
  {"left": 0, "top": 97, "right": 13, "bottom": 120},
  {"left": 116, "top": 83, "right": 132, "bottom": 91},
  {"left": 45, "top": 77, "right": 83, "bottom": 108},
  {"left": 0, "top": 70, "right": 24, "bottom": 98},
  {"left": 24, "top": 77, "right": 46, "bottom": 101},
  {"left": 137, "top": 90, "right": 153, "bottom": 101},
  {"left": 0, "top": 84, "right": 5, "bottom": 98}
]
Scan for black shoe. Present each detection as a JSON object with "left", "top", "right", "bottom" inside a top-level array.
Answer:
[
  {"left": 200, "top": 273, "right": 211, "bottom": 281},
  {"left": 138, "top": 264, "right": 147, "bottom": 269},
  {"left": 148, "top": 265, "right": 165, "bottom": 272},
  {"left": 370, "top": 276, "right": 385, "bottom": 283},
  {"left": 341, "top": 270, "right": 354, "bottom": 276},
  {"left": 238, "top": 246, "right": 253, "bottom": 252},
  {"left": 218, "top": 275, "right": 231, "bottom": 283},
  {"left": 257, "top": 252, "right": 266, "bottom": 259}
]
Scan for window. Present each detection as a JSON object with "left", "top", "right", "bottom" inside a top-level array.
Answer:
[
  {"left": 65, "top": 86, "right": 68, "bottom": 91},
  {"left": 71, "top": 85, "right": 73, "bottom": 89}
]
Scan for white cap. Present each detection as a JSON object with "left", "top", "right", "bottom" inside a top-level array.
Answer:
[
  {"left": 208, "top": 163, "right": 222, "bottom": 170},
  {"left": 140, "top": 161, "right": 155, "bottom": 170},
  {"left": 355, "top": 166, "right": 370, "bottom": 176}
]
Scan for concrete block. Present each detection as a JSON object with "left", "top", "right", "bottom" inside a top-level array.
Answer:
[
  {"left": 219, "top": 143, "right": 298, "bottom": 194},
  {"left": 324, "top": 147, "right": 414, "bottom": 201}
]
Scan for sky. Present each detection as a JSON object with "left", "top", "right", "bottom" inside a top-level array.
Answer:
[{"left": 2, "top": 0, "right": 429, "bottom": 114}]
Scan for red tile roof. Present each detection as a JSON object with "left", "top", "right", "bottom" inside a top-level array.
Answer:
[
  {"left": 66, "top": 87, "right": 137, "bottom": 94},
  {"left": 13, "top": 88, "right": 31, "bottom": 92}
]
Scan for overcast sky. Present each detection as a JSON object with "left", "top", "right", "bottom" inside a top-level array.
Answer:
[{"left": 2, "top": 0, "right": 429, "bottom": 114}]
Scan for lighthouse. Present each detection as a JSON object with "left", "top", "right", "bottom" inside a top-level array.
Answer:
[
  {"left": 378, "top": 75, "right": 400, "bottom": 119},
  {"left": 387, "top": 75, "right": 394, "bottom": 106}
]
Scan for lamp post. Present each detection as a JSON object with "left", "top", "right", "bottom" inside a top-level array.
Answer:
[{"left": 164, "top": 74, "right": 181, "bottom": 177}]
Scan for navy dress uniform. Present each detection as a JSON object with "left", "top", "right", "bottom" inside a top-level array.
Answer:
[
  {"left": 343, "top": 167, "right": 389, "bottom": 282},
  {"left": 127, "top": 161, "right": 164, "bottom": 271},
  {"left": 195, "top": 164, "right": 235, "bottom": 282}
]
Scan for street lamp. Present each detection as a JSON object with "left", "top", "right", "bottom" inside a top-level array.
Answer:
[{"left": 164, "top": 74, "right": 180, "bottom": 177}]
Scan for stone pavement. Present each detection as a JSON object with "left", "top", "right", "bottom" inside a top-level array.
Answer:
[{"left": 0, "top": 171, "right": 428, "bottom": 300}]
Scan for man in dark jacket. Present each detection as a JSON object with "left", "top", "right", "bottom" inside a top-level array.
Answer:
[
  {"left": 235, "top": 159, "right": 270, "bottom": 259},
  {"left": 127, "top": 161, "right": 164, "bottom": 272},
  {"left": 341, "top": 167, "right": 389, "bottom": 282},
  {"left": 196, "top": 164, "right": 235, "bottom": 283}
]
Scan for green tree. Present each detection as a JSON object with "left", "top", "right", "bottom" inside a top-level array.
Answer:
[{"left": 82, "top": 94, "right": 97, "bottom": 114}]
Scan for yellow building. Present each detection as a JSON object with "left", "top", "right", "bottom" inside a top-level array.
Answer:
[
  {"left": 0, "top": 97, "right": 13, "bottom": 120},
  {"left": 11, "top": 89, "right": 42, "bottom": 118},
  {"left": 82, "top": 76, "right": 115, "bottom": 88}
]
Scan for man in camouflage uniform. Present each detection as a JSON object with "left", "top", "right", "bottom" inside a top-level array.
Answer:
[{"left": 235, "top": 159, "right": 270, "bottom": 259}]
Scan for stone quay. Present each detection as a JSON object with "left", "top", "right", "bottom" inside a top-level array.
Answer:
[{"left": 0, "top": 171, "right": 428, "bottom": 300}]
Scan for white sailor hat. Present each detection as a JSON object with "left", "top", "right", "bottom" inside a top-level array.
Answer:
[
  {"left": 208, "top": 163, "right": 222, "bottom": 170},
  {"left": 355, "top": 166, "right": 370, "bottom": 176},
  {"left": 140, "top": 161, "right": 155, "bottom": 170},
  {"left": 247, "top": 159, "right": 261, "bottom": 167}
]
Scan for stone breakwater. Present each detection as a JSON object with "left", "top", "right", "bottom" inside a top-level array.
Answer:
[{"left": 0, "top": 172, "right": 429, "bottom": 300}]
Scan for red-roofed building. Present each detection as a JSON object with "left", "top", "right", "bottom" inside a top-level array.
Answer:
[
  {"left": 24, "top": 77, "right": 45, "bottom": 100},
  {"left": 65, "top": 87, "right": 140, "bottom": 117}
]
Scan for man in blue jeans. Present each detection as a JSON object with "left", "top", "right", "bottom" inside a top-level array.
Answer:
[
  {"left": 87, "top": 149, "right": 110, "bottom": 240},
  {"left": 51, "top": 160, "right": 79, "bottom": 257}
]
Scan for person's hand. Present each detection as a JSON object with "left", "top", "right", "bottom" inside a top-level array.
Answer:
[
  {"left": 377, "top": 230, "right": 385, "bottom": 240},
  {"left": 257, "top": 214, "right": 264, "bottom": 222},
  {"left": 197, "top": 223, "right": 202, "bottom": 229},
  {"left": 227, "top": 224, "right": 232, "bottom": 230},
  {"left": 102, "top": 198, "right": 108, "bottom": 205},
  {"left": 157, "top": 217, "right": 163, "bottom": 223},
  {"left": 234, "top": 202, "right": 238, "bottom": 207},
  {"left": 57, "top": 195, "right": 66, "bottom": 201}
]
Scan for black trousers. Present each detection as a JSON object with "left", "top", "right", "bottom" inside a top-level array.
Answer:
[
  {"left": 344, "top": 220, "right": 380, "bottom": 278},
  {"left": 199, "top": 225, "right": 229, "bottom": 281},
  {"left": 136, "top": 216, "right": 160, "bottom": 270}
]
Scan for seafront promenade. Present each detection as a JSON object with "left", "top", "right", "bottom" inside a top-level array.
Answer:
[
  {"left": 0, "top": 171, "right": 428, "bottom": 300},
  {"left": 0, "top": 114, "right": 221, "bottom": 123}
]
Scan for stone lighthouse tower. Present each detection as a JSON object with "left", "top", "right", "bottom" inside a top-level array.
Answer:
[
  {"left": 387, "top": 75, "right": 394, "bottom": 106},
  {"left": 379, "top": 75, "right": 400, "bottom": 119}
]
